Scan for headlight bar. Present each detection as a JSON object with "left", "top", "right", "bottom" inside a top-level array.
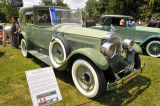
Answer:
[
  {"left": 122, "top": 39, "right": 134, "bottom": 51},
  {"left": 101, "top": 42, "right": 116, "bottom": 58}
]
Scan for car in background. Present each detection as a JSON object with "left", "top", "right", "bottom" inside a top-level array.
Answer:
[
  {"left": 0, "top": 23, "right": 6, "bottom": 32},
  {"left": 19, "top": 6, "right": 145, "bottom": 98},
  {"left": 90, "top": 15, "right": 160, "bottom": 58}
]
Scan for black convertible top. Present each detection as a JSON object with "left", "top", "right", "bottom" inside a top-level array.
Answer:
[{"left": 101, "top": 15, "right": 134, "bottom": 20}]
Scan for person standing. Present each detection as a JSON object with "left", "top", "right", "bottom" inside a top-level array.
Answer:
[
  {"left": 11, "top": 17, "right": 19, "bottom": 49},
  {"left": 147, "top": 17, "right": 158, "bottom": 27},
  {"left": 2, "top": 26, "right": 13, "bottom": 47},
  {"left": 17, "top": 18, "right": 21, "bottom": 32}
]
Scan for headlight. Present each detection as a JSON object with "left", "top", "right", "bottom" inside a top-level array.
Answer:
[
  {"left": 122, "top": 39, "right": 134, "bottom": 51},
  {"left": 101, "top": 42, "right": 116, "bottom": 58}
]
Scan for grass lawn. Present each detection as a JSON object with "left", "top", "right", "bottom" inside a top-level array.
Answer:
[{"left": 0, "top": 45, "right": 160, "bottom": 106}]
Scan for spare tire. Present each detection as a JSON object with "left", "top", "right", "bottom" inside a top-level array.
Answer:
[{"left": 49, "top": 36, "right": 71, "bottom": 68}]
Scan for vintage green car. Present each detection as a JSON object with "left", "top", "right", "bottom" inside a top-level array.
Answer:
[
  {"left": 19, "top": 6, "right": 144, "bottom": 98},
  {"left": 90, "top": 15, "right": 160, "bottom": 58}
]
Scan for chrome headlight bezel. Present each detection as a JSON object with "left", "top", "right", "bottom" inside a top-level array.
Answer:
[
  {"left": 101, "top": 42, "right": 116, "bottom": 58},
  {"left": 122, "top": 39, "right": 134, "bottom": 51}
]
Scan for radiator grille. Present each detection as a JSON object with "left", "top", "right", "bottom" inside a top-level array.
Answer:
[{"left": 102, "top": 33, "right": 122, "bottom": 72}]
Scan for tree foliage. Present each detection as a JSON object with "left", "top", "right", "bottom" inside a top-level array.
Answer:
[
  {"left": 84, "top": 0, "right": 160, "bottom": 21},
  {"left": 40, "top": 0, "right": 68, "bottom": 7},
  {"left": 0, "top": 0, "right": 19, "bottom": 22}
]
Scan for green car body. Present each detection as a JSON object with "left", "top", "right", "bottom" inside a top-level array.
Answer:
[
  {"left": 19, "top": 6, "right": 144, "bottom": 98},
  {"left": 90, "top": 15, "right": 160, "bottom": 58}
]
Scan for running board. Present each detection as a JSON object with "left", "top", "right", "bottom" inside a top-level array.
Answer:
[{"left": 28, "top": 50, "right": 53, "bottom": 66}]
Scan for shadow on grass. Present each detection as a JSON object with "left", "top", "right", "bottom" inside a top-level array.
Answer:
[
  {"left": 0, "top": 52, "right": 4, "bottom": 57},
  {"left": 30, "top": 56, "right": 151, "bottom": 105},
  {"left": 93, "top": 75, "right": 151, "bottom": 105},
  {"left": 31, "top": 56, "right": 74, "bottom": 85}
]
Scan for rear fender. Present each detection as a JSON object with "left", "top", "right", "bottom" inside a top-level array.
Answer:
[{"left": 139, "top": 35, "right": 160, "bottom": 46}]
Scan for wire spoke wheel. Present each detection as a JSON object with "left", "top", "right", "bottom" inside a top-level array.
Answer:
[{"left": 146, "top": 40, "right": 160, "bottom": 58}]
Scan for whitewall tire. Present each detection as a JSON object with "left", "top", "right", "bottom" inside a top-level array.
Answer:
[
  {"left": 49, "top": 36, "right": 71, "bottom": 68},
  {"left": 72, "top": 58, "right": 106, "bottom": 98},
  {"left": 146, "top": 40, "right": 160, "bottom": 58},
  {"left": 21, "top": 39, "right": 29, "bottom": 57}
]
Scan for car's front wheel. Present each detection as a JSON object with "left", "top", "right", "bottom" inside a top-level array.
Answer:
[
  {"left": 72, "top": 58, "right": 106, "bottom": 98},
  {"left": 21, "top": 39, "right": 29, "bottom": 57},
  {"left": 146, "top": 40, "right": 160, "bottom": 58}
]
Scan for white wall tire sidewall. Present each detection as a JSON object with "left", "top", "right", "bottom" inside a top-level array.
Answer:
[
  {"left": 72, "top": 59, "right": 99, "bottom": 98},
  {"left": 146, "top": 41, "right": 160, "bottom": 58},
  {"left": 49, "top": 38, "right": 66, "bottom": 68},
  {"left": 21, "top": 39, "right": 28, "bottom": 57}
]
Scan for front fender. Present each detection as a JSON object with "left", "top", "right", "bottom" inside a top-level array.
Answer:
[
  {"left": 139, "top": 35, "right": 160, "bottom": 46},
  {"left": 57, "top": 48, "right": 109, "bottom": 71},
  {"left": 134, "top": 43, "right": 143, "bottom": 54}
]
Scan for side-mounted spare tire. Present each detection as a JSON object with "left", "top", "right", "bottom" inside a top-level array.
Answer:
[{"left": 49, "top": 36, "right": 71, "bottom": 68}]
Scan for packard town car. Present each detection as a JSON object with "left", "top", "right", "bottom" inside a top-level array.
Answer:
[
  {"left": 90, "top": 15, "right": 160, "bottom": 58},
  {"left": 19, "top": 6, "right": 144, "bottom": 98}
]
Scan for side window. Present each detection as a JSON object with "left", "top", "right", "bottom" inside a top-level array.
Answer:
[
  {"left": 111, "top": 18, "right": 125, "bottom": 26},
  {"left": 25, "top": 12, "right": 33, "bottom": 24},
  {"left": 101, "top": 17, "right": 109, "bottom": 25},
  {"left": 37, "top": 10, "right": 51, "bottom": 26}
]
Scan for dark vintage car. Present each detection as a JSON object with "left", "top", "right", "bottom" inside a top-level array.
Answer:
[
  {"left": 90, "top": 15, "right": 160, "bottom": 58},
  {"left": 19, "top": 6, "right": 145, "bottom": 98}
]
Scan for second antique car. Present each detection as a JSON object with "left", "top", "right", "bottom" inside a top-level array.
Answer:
[
  {"left": 90, "top": 15, "right": 160, "bottom": 58},
  {"left": 19, "top": 6, "right": 144, "bottom": 98}
]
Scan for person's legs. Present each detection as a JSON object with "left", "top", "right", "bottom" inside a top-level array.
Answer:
[
  {"left": 2, "top": 30, "right": 7, "bottom": 46},
  {"left": 15, "top": 34, "right": 19, "bottom": 48},
  {"left": 7, "top": 32, "right": 13, "bottom": 45},
  {"left": 12, "top": 34, "right": 19, "bottom": 48}
]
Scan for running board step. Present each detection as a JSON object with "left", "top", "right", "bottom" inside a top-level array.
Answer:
[{"left": 28, "top": 50, "right": 53, "bottom": 66}]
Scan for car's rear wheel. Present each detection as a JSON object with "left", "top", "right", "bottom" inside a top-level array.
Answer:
[
  {"left": 49, "top": 36, "right": 71, "bottom": 68},
  {"left": 72, "top": 58, "right": 106, "bottom": 98},
  {"left": 21, "top": 39, "right": 29, "bottom": 57},
  {"left": 146, "top": 40, "right": 160, "bottom": 58}
]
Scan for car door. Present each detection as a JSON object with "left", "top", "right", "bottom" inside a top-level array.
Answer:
[
  {"left": 124, "top": 19, "right": 136, "bottom": 40},
  {"left": 125, "top": 25, "right": 136, "bottom": 40},
  {"left": 34, "top": 9, "right": 55, "bottom": 50},
  {"left": 25, "top": 11, "right": 37, "bottom": 44},
  {"left": 110, "top": 17, "right": 126, "bottom": 40}
]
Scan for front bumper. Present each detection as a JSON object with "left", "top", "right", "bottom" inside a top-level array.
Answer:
[{"left": 106, "top": 65, "right": 145, "bottom": 91}]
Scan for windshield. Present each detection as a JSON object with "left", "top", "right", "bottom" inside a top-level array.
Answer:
[{"left": 53, "top": 9, "right": 83, "bottom": 25}]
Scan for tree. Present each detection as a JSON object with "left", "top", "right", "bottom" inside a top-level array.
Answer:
[
  {"left": 0, "top": 0, "right": 19, "bottom": 22},
  {"left": 40, "top": 0, "right": 68, "bottom": 7},
  {"left": 85, "top": 0, "right": 99, "bottom": 19}
]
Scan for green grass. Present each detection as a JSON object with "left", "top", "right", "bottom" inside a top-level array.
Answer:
[{"left": 0, "top": 45, "right": 160, "bottom": 106}]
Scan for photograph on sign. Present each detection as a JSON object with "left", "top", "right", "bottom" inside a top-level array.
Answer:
[
  {"left": 11, "top": 0, "right": 23, "bottom": 7},
  {"left": 25, "top": 67, "right": 62, "bottom": 106}
]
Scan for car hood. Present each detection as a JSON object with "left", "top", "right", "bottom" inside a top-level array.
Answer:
[{"left": 56, "top": 24, "right": 109, "bottom": 39}]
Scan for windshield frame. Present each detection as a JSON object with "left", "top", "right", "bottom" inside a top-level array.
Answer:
[{"left": 49, "top": 8, "right": 83, "bottom": 27}]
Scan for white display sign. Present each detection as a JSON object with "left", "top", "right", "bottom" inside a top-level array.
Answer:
[{"left": 25, "top": 67, "right": 62, "bottom": 106}]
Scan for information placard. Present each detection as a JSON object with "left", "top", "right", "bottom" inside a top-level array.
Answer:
[{"left": 25, "top": 67, "right": 62, "bottom": 106}]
